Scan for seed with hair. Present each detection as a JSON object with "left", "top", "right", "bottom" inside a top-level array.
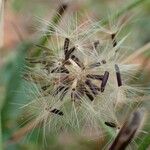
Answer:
[
  {"left": 64, "top": 38, "right": 70, "bottom": 55},
  {"left": 115, "top": 64, "right": 122, "bottom": 87},
  {"left": 89, "top": 62, "right": 101, "bottom": 68},
  {"left": 85, "top": 79, "right": 100, "bottom": 95},
  {"left": 53, "top": 85, "right": 65, "bottom": 96},
  {"left": 101, "top": 60, "right": 106, "bottom": 64},
  {"left": 59, "top": 87, "right": 69, "bottom": 100},
  {"left": 70, "top": 55, "right": 85, "bottom": 69},
  {"left": 105, "top": 122, "right": 117, "bottom": 128},
  {"left": 93, "top": 40, "right": 100, "bottom": 49},
  {"left": 86, "top": 74, "right": 103, "bottom": 80},
  {"left": 65, "top": 46, "right": 75, "bottom": 60},
  {"left": 50, "top": 108, "right": 64, "bottom": 116},
  {"left": 25, "top": 57, "right": 47, "bottom": 64},
  {"left": 84, "top": 87, "right": 94, "bottom": 101},
  {"left": 51, "top": 66, "right": 69, "bottom": 74},
  {"left": 57, "top": 3, "right": 68, "bottom": 18},
  {"left": 111, "top": 33, "right": 117, "bottom": 47},
  {"left": 101, "top": 71, "right": 109, "bottom": 92},
  {"left": 71, "top": 90, "right": 81, "bottom": 101},
  {"left": 41, "top": 85, "right": 50, "bottom": 91}
]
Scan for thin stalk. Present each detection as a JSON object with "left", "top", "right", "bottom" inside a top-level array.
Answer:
[
  {"left": 109, "top": 109, "right": 144, "bottom": 150},
  {"left": 0, "top": 114, "right": 3, "bottom": 150}
]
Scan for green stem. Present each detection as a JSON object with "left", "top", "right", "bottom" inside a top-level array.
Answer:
[
  {"left": 0, "top": 114, "right": 2, "bottom": 150},
  {"left": 101, "top": 0, "right": 148, "bottom": 25}
]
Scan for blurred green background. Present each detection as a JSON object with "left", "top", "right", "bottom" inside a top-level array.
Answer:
[{"left": 0, "top": 0, "right": 150, "bottom": 149}]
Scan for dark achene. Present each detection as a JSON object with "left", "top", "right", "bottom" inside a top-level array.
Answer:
[
  {"left": 115, "top": 64, "right": 122, "bottom": 87},
  {"left": 28, "top": 38, "right": 113, "bottom": 102}
]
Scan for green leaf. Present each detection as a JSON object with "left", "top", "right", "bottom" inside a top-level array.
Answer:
[
  {"left": 138, "top": 135, "right": 150, "bottom": 150},
  {"left": 1, "top": 42, "right": 32, "bottom": 134}
]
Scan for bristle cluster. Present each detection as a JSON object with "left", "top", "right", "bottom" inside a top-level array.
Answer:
[
  {"left": 34, "top": 38, "right": 124, "bottom": 105},
  {"left": 23, "top": 15, "right": 145, "bottom": 141}
]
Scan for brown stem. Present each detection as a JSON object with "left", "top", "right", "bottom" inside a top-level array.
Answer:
[{"left": 109, "top": 109, "right": 144, "bottom": 150}]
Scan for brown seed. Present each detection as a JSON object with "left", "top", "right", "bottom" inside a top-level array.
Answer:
[
  {"left": 85, "top": 79, "right": 100, "bottom": 95},
  {"left": 71, "top": 55, "right": 85, "bottom": 69},
  {"left": 57, "top": 3, "right": 68, "bottom": 16},
  {"left": 41, "top": 85, "right": 50, "bottom": 91},
  {"left": 86, "top": 74, "right": 103, "bottom": 80},
  {"left": 51, "top": 66, "right": 69, "bottom": 74},
  {"left": 101, "top": 60, "right": 106, "bottom": 64},
  {"left": 65, "top": 46, "right": 75, "bottom": 60},
  {"left": 101, "top": 71, "right": 109, "bottom": 92},
  {"left": 105, "top": 122, "right": 117, "bottom": 128},
  {"left": 111, "top": 33, "right": 117, "bottom": 47},
  {"left": 93, "top": 40, "right": 100, "bottom": 49},
  {"left": 83, "top": 86, "right": 94, "bottom": 101},
  {"left": 64, "top": 38, "right": 70, "bottom": 55},
  {"left": 50, "top": 109, "right": 63, "bottom": 116},
  {"left": 115, "top": 64, "right": 122, "bottom": 87}
]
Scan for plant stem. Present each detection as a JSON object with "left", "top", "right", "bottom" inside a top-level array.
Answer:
[
  {"left": 109, "top": 109, "right": 144, "bottom": 150},
  {"left": 0, "top": 114, "right": 3, "bottom": 150}
]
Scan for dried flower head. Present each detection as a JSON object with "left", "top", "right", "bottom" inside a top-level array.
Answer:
[{"left": 22, "top": 13, "right": 146, "bottom": 140}]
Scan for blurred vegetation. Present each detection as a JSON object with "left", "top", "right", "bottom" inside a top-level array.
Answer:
[{"left": 0, "top": 0, "right": 150, "bottom": 150}]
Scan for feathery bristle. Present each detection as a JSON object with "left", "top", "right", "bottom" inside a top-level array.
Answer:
[
  {"left": 22, "top": 13, "right": 147, "bottom": 144},
  {"left": 85, "top": 79, "right": 100, "bottom": 95}
]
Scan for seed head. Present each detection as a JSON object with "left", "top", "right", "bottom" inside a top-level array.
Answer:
[{"left": 23, "top": 14, "right": 146, "bottom": 140}]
